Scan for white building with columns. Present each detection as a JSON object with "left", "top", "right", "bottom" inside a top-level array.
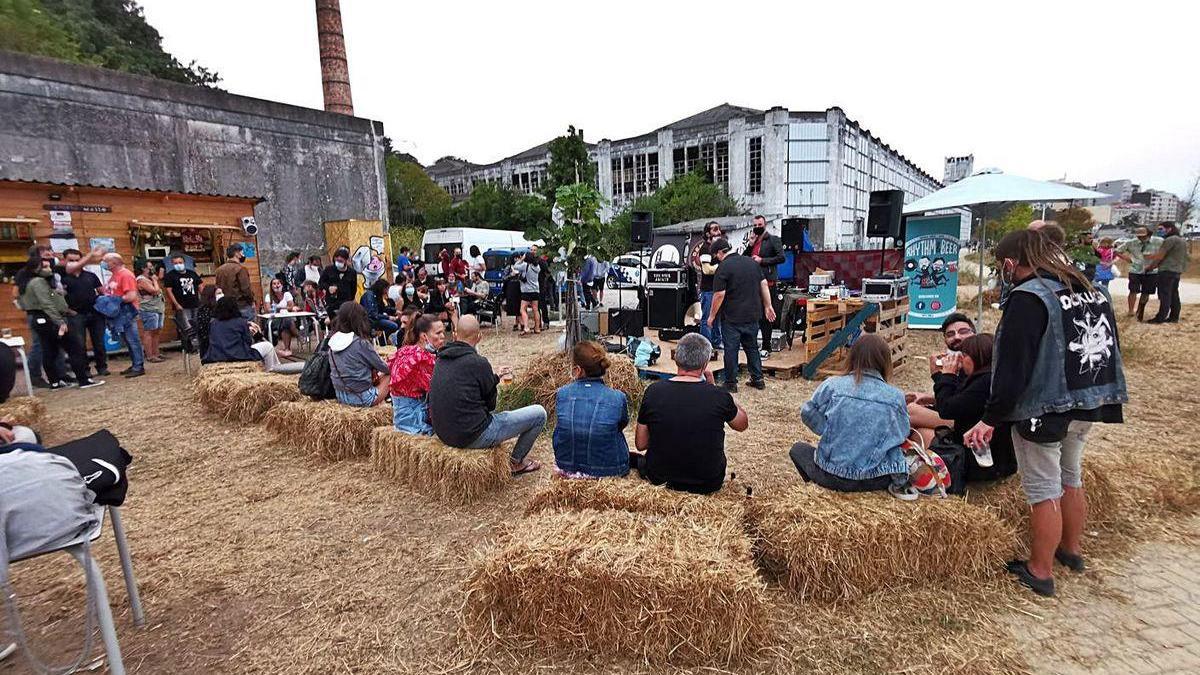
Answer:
[{"left": 426, "top": 104, "right": 943, "bottom": 249}]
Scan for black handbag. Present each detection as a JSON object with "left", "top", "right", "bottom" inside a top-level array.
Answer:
[
  {"left": 298, "top": 337, "right": 336, "bottom": 400},
  {"left": 928, "top": 428, "right": 967, "bottom": 496}
]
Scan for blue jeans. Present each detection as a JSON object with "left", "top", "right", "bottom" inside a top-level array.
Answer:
[
  {"left": 466, "top": 404, "right": 547, "bottom": 463},
  {"left": 722, "top": 321, "right": 762, "bottom": 385},
  {"left": 393, "top": 395, "right": 433, "bottom": 435},
  {"left": 699, "top": 291, "right": 723, "bottom": 346},
  {"left": 111, "top": 307, "right": 145, "bottom": 370},
  {"left": 336, "top": 387, "right": 379, "bottom": 408}
]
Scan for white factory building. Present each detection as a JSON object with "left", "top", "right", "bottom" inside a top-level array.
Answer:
[{"left": 426, "top": 104, "right": 945, "bottom": 249}]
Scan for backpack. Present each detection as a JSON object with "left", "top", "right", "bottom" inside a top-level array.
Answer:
[
  {"left": 625, "top": 336, "right": 661, "bottom": 367},
  {"left": 298, "top": 337, "right": 336, "bottom": 400}
]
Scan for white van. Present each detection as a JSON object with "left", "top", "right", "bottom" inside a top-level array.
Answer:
[{"left": 419, "top": 227, "right": 537, "bottom": 274}]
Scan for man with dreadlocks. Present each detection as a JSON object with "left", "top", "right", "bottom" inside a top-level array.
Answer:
[{"left": 965, "top": 229, "right": 1128, "bottom": 597}]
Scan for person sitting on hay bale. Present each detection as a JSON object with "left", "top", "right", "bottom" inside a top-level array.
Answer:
[
  {"left": 388, "top": 313, "right": 445, "bottom": 435},
  {"left": 328, "top": 303, "right": 391, "bottom": 408},
  {"left": 203, "top": 297, "right": 302, "bottom": 375},
  {"left": 791, "top": 334, "right": 912, "bottom": 498},
  {"left": 910, "top": 333, "right": 1016, "bottom": 483},
  {"left": 428, "top": 315, "right": 544, "bottom": 476},
  {"left": 552, "top": 341, "right": 630, "bottom": 479},
  {"left": 964, "top": 229, "right": 1128, "bottom": 597},
  {"left": 634, "top": 333, "right": 747, "bottom": 495},
  {"left": 904, "top": 312, "right": 975, "bottom": 433}
]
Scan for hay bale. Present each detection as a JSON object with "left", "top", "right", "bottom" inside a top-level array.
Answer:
[
  {"left": 263, "top": 400, "right": 392, "bottom": 460},
  {"left": 193, "top": 371, "right": 302, "bottom": 423},
  {"left": 194, "top": 361, "right": 262, "bottom": 382},
  {"left": 754, "top": 483, "right": 1013, "bottom": 602},
  {"left": 509, "top": 350, "right": 644, "bottom": 418},
  {"left": 463, "top": 509, "right": 772, "bottom": 664},
  {"left": 525, "top": 476, "right": 749, "bottom": 532},
  {"left": 0, "top": 396, "right": 46, "bottom": 428},
  {"left": 376, "top": 345, "right": 397, "bottom": 360},
  {"left": 370, "top": 428, "right": 509, "bottom": 504}
]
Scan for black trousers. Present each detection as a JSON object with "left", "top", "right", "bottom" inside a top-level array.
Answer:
[
  {"left": 760, "top": 283, "right": 781, "bottom": 351},
  {"left": 789, "top": 441, "right": 894, "bottom": 492},
  {"left": 67, "top": 311, "right": 108, "bottom": 373},
  {"left": 1153, "top": 272, "right": 1181, "bottom": 322},
  {"left": 31, "top": 315, "right": 88, "bottom": 384}
]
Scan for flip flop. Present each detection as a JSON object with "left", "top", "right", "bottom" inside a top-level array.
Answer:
[{"left": 511, "top": 459, "right": 541, "bottom": 476}]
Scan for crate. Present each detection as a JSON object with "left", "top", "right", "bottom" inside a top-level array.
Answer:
[{"left": 803, "top": 297, "right": 908, "bottom": 376}]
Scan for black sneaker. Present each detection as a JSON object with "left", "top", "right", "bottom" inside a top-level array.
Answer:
[
  {"left": 78, "top": 379, "right": 106, "bottom": 389},
  {"left": 49, "top": 380, "right": 69, "bottom": 390},
  {"left": 1146, "top": 318, "right": 1166, "bottom": 324},
  {"left": 123, "top": 368, "right": 146, "bottom": 379},
  {"left": 32, "top": 378, "right": 52, "bottom": 389},
  {"left": 1006, "top": 560, "right": 1055, "bottom": 597},
  {"left": 61, "top": 372, "right": 77, "bottom": 383},
  {"left": 96, "top": 369, "right": 111, "bottom": 376},
  {"left": 721, "top": 381, "right": 738, "bottom": 393},
  {"left": 1054, "top": 549, "right": 1085, "bottom": 573},
  {"left": 748, "top": 379, "right": 766, "bottom": 390},
  {"left": 120, "top": 366, "right": 135, "bottom": 375}
]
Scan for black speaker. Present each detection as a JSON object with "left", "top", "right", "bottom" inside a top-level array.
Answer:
[
  {"left": 867, "top": 189, "right": 904, "bottom": 239},
  {"left": 646, "top": 287, "right": 687, "bottom": 329},
  {"left": 631, "top": 211, "right": 652, "bottom": 245},
  {"left": 608, "top": 308, "right": 644, "bottom": 337},
  {"left": 781, "top": 217, "right": 806, "bottom": 246}
]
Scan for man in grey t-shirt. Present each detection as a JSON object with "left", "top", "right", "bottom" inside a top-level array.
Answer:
[{"left": 1146, "top": 223, "right": 1189, "bottom": 324}]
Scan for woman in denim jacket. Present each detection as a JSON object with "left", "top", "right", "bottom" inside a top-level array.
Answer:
[
  {"left": 552, "top": 341, "right": 630, "bottom": 478},
  {"left": 790, "top": 334, "right": 910, "bottom": 494}
]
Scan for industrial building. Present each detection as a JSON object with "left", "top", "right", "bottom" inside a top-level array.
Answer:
[{"left": 426, "top": 104, "right": 944, "bottom": 249}]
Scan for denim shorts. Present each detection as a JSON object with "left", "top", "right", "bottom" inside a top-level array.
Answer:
[
  {"left": 336, "top": 387, "right": 379, "bottom": 408},
  {"left": 139, "top": 310, "right": 164, "bottom": 331},
  {"left": 1011, "top": 421, "right": 1091, "bottom": 504}
]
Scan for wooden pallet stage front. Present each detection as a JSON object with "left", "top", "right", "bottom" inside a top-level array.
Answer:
[{"left": 633, "top": 329, "right": 807, "bottom": 380}]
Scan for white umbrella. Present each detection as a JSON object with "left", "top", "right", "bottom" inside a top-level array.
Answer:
[
  {"left": 903, "top": 171, "right": 1108, "bottom": 214},
  {"left": 903, "top": 171, "right": 1108, "bottom": 324}
]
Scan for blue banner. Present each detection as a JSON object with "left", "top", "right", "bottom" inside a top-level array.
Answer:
[{"left": 903, "top": 215, "right": 961, "bottom": 329}]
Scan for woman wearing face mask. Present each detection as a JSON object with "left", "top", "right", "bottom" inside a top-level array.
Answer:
[
  {"left": 18, "top": 255, "right": 100, "bottom": 389},
  {"left": 319, "top": 248, "right": 358, "bottom": 317},
  {"left": 388, "top": 313, "right": 445, "bottom": 434},
  {"left": 136, "top": 260, "right": 168, "bottom": 363}
]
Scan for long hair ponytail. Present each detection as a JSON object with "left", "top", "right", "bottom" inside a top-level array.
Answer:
[
  {"left": 994, "top": 229, "right": 1093, "bottom": 291},
  {"left": 402, "top": 313, "right": 437, "bottom": 347}
]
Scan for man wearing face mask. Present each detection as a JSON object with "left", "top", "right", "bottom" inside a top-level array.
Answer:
[
  {"left": 1144, "top": 222, "right": 1188, "bottom": 324},
  {"left": 694, "top": 221, "right": 725, "bottom": 348},
  {"left": 13, "top": 244, "right": 97, "bottom": 385},
  {"left": 163, "top": 253, "right": 204, "bottom": 353},
  {"left": 215, "top": 244, "right": 256, "bottom": 321},
  {"left": 320, "top": 247, "right": 360, "bottom": 317},
  {"left": 742, "top": 215, "right": 785, "bottom": 356}
]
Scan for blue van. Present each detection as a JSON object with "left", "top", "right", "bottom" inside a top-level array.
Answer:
[{"left": 482, "top": 247, "right": 531, "bottom": 296}]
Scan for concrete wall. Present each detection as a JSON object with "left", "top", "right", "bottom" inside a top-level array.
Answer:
[{"left": 0, "top": 50, "right": 388, "bottom": 279}]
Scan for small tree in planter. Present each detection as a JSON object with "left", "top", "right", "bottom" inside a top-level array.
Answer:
[{"left": 527, "top": 182, "right": 612, "bottom": 350}]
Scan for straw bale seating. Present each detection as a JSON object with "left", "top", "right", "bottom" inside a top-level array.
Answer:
[
  {"left": 370, "top": 428, "right": 509, "bottom": 504},
  {"left": 752, "top": 483, "right": 1013, "bottom": 602},
  {"left": 0, "top": 396, "right": 46, "bottom": 427},
  {"left": 263, "top": 400, "right": 392, "bottom": 461},
  {"left": 192, "top": 369, "right": 302, "bottom": 423},
  {"left": 463, "top": 508, "right": 772, "bottom": 665},
  {"left": 526, "top": 475, "right": 750, "bottom": 532}
]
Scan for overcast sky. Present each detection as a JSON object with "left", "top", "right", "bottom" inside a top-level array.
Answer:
[{"left": 140, "top": 0, "right": 1198, "bottom": 195}]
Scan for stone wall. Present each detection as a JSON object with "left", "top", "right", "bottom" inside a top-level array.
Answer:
[{"left": 0, "top": 50, "right": 388, "bottom": 278}]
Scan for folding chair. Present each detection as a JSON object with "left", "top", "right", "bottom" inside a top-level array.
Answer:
[{"left": 7, "top": 506, "right": 144, "bottom": 675}]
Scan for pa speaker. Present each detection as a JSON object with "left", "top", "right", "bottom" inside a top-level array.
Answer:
[
  {"left": 240, "top": 216, "right": 259, "bottom": 236},
  {"left": 631, "top": 211, "right": 652, "bottom": 245},
  {"left": 608, "top": 308, "right": 643, "bottom": 337},
  {"left": 867, "top": 190, "right": 904, "bottom": 239},
  {"left": 781, "top": 217, "right": 807, "bottom": 246}
]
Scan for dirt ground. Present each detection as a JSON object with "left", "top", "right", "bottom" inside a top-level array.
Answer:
[{"left": 3, "top": 306, "right": 1198, "bottom": 674}]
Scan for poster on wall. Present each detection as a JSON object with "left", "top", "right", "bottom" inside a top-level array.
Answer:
[{"left": 903, "top": 215, "right": 961, "bottom": 329}]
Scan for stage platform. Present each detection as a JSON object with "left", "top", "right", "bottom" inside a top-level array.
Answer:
[{"left": 630, "top": 329, "right": 807, "bottom": 381}]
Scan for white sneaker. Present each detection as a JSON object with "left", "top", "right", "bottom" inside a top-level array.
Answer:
[{"left": 0, "top": 642, "right": 15, "bottom": 661}]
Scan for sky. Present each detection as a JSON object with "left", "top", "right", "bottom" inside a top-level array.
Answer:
[{"left": 139, "top": 0, "right": 1199, "bottom": 196}]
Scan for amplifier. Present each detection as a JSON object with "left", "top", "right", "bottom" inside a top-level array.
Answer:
[
  {"left": 659, "top": 325, "right": 699, "bottom": 342},
  {"left": 862, "top": 277, "right": 909, "bottom": 302},
  {"left": 608, "top": 308, "right": 644, "bottom": 337},
  {"left": 646, "top": 286, "right": 688, "bottom": 329},
  {"left": 581, "top": 309, "right": 600, "bottom": 334},
  {"left": 646, "top": 268, "right": 686, "bottom": 287}
]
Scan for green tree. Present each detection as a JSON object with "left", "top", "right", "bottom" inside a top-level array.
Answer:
[
  {"left": 3, "top": 0, "right": 219, "bottom": 86},
  {"left": 527, "top": 182, "right": 609, "bottom": 348},
  {"left": 981, "top": 203, "right": 1036, "bottom": 240},
  {"left": 386, "top": 157, "right": 450, "bottom": 228},
  {"left": 543, "top": 125, "right": 596, "bottom": 201},
  {"left": 612, "top": 170, "right": 744, "bottom": 237},
  {"left": 427, "top": 182, "right": 550, "bottom": 232}
]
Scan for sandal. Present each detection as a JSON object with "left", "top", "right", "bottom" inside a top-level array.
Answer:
[{"left": 511, "top": 459, "right": 541, "bottom": 476}]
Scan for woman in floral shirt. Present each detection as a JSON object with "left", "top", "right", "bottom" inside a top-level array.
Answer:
[{"left": 388, "top": 314, "right": 445, "bottom": 434}]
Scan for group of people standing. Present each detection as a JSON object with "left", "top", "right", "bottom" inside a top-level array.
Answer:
[{"left": 1108, "top": 222, "right": 1189, "bottom": 324}]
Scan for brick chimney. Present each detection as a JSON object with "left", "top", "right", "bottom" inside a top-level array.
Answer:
[{"left": 315, "top": 0, "right": 354, "bottom": 115}]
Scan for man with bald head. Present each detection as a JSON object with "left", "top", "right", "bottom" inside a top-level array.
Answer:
[
  {"left": 427, "top": 314, "right": 546, "bottom": 476},
  {"left": 102, "top": 253, "right": 146, "bottom": 377}
]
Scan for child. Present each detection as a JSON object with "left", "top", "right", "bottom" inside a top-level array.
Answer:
[{"left": 1093, "top": 237, "right": 1116, "bottom": 287}]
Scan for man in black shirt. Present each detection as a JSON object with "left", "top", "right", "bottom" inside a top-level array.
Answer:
[
  {"left": 635, "top": 333, "right": 748, "bottom": 494},
  {"left": 319, "top": 247, "right": 360, "bottom": 318},
  {"left": 163, "top": 253, "right": 205, "bottom": 353},
  {"left": 742, "top": 215, "right": 786, "bottom": 354},
  {"left": 708, "top": 238, "right": 776, "bottom": 392},
  {"left": 693, "top": 221, "right": 724, "bottom": 349},
  {"left": 60, "top": 248, "right": 109, "bottom": 377}
]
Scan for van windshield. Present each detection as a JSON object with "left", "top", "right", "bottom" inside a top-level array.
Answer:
[{"left": 424, "top": 243, "right": 456, "bottom": 263}]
